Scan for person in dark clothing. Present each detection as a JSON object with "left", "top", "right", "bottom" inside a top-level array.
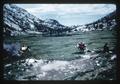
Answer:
[{"left": 103, "top": 43, "right": 109, "bottom": 53}]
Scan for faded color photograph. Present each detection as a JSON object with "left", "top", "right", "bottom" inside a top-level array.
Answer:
[{"left": 3, "top": 4, "right": 116, "bottom": 80}]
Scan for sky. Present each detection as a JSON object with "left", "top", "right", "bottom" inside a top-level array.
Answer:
[{"left": 16, "top": 4, "right": 116, "bottom": 26}]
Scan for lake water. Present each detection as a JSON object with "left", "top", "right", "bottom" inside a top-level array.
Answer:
[{"left": 4, "top": 30, "right": 116, "bottom": 60}]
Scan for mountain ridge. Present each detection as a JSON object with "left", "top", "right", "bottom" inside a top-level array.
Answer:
[
  {"left": 3, "top": 4, "right": 116, "bottom": 36},
  {"left": 3, "top": 4, "right": 71, "bottom": 36},
  {"left": 72, "top": 11, "right": 116, "bottom": 32}
]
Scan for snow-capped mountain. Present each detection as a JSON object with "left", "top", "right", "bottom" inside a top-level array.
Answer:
[
  {"left": 3, "top": 4, "right": 70, "bottom": 36},
  {"left": 72, "top": 11, "right": 116, "bottom": 32}
]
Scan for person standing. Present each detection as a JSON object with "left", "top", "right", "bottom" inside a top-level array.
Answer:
[{"left": 103, "top": 43, "right": 109, "bottom": 53}]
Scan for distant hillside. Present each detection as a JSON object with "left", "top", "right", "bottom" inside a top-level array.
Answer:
[
  {"left": 72, "top": 11, "right": 116, "bottom": 32},
  {"left": 85, "top": 11, "right": 116, "bottom": 30}
]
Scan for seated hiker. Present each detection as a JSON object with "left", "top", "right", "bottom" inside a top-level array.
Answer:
[
  {"left": 103, "top": 43, "right": 109, "bottom": 53},
  {"left": 21, "top": 43, "right": 31, "bottom": 54}
]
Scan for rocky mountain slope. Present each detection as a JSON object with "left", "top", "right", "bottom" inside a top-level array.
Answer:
[
  {"left": 72, "top": 11, "right": 116, "bottom": 32},
  {"left": 3, "top": 4, "right": 70, "bottom": 36},
  {"left": 85, "top": 11, "right": 116, "bottom": 31}
]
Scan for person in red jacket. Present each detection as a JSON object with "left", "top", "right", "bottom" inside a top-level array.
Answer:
[{"left": 78, "top": 42, "right": 86, "bottom": 53}]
